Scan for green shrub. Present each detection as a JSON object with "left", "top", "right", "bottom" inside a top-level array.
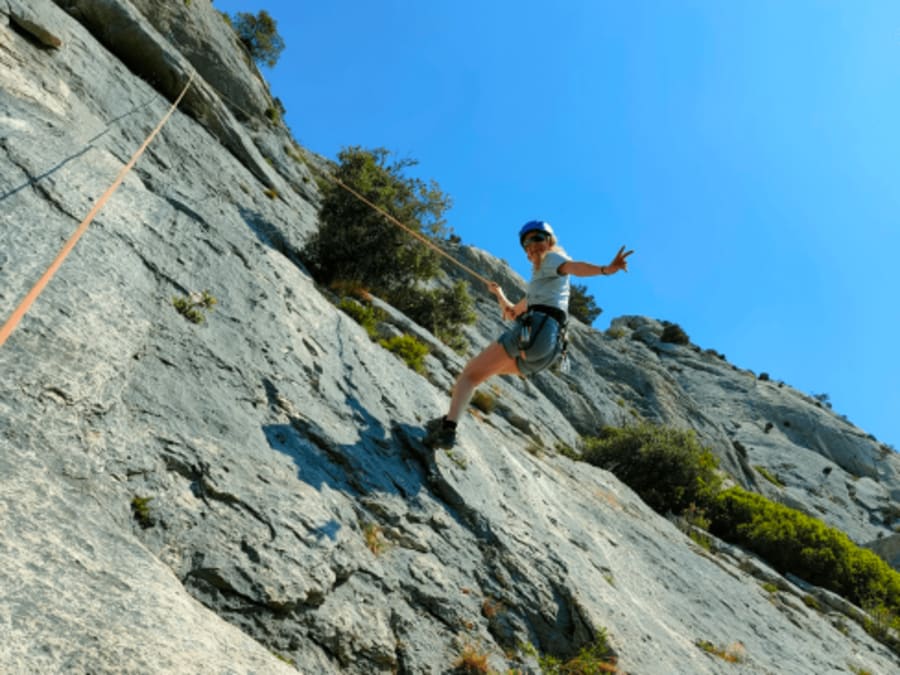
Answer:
[
  {"left": 539, "top": 629, "right": 618, "bottom": 674},
  {"left": 302, "top": 147, "right": 449, "bottom": 295},
  {"left": 862, "top": 602, "right": 900, "bottom": 645},
  {"left": 272, "top": 652, "right": 296, "bottom": 667},
  {"left": 172, "top": 290, "right": 216, "bottom": 324},
  {"left": 264, "top": 98, "right": 285, "bottom": 125},
  {"left": 694, "top": 639, "right": 745, "bottom": 663},
  {"left": 660, "top": 322, "right": 690, "bottom": 345},
  {"left": 569, "top": 283, "right": 602, "bottom": 325},
  {"left": 379, "top": 334, "right": 429, "bottom": 374},
  {"left": 231, "top": 10, "right": 285, "bottom": 68},
  {"left": 337, "top": 298, "right": 385, "bottom": 338},
  {"left": 583, "top": 423, "right": 722, "bottom": 515},
  {"left": 471, "top": 389, "right": 497, "bottom": 414},
  {"left": 301, "top": 147, "right": 474, "bottom": 352},
  {"left": 555, "top": 441, "right": 580, "bottom": 460},
  {"left": 131, "top": 496, "right": 154, "bottom": 529},
  {"left": 394, "top": 281, "right": 475, "bottom": 354},
  {"left": 754, "top": 465, "right": 785, "bottom": 488},
  {"left": 709, "top": 487, "right": 900, "bottom": 612}
]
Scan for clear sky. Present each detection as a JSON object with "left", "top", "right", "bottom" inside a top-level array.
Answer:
[{"left": 213, "top": 1, "right": 899, "bottom": 451}]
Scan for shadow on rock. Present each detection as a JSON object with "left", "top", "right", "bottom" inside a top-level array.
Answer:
[
  {"left": 262, "top": 398, "right": 431, "bottom": 503},
  {"left": 239, "top": 206, "right": 309, "bottom": 272}
]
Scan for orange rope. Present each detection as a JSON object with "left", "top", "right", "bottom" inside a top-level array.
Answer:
[{"left": 0, "top": 71, "right": 196, "bottom": 349}]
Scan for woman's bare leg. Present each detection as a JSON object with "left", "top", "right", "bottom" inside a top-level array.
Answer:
[{"left": 446, "top": 342, "right": 520, "bottom": 422}]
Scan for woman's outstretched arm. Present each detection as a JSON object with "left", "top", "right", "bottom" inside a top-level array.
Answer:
[{"left": 559, "top": 245, "right": 634, "bottom": 277}]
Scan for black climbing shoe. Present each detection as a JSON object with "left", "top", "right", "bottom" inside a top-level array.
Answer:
[{"left": 424, "top": 417, "right": 457, "bottom": 449}]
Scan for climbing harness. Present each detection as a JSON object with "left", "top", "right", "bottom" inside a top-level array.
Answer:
[
  {"left": 0, "top": 71, "right": 196, "bottom": 349},
  {"left": 517, "top": 305, "right": 570, "bottom": 374}
]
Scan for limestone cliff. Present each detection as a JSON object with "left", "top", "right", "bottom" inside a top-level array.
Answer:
[{"left": 2, "top": 1, "right": 898, "bottom": 673}]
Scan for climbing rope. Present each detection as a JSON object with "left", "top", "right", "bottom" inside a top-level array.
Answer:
[
  {"left": 0, "top": 71, "right": 196, "bottom": 349},
  {"left": 1, "top": 69, "right": 490, "bottom": 351}
]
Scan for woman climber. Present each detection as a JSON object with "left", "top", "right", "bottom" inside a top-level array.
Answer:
[{"left": 424, "top": 220, "right": 633, "bottom": 449}]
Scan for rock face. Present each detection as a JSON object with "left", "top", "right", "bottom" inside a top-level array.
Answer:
[{"left": 1, "top": 2, "right": 899, "bottom": 673}]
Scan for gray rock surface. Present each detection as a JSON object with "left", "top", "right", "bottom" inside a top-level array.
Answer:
[{"left": 1, "top": 1, "right": 899, "bottom": 673}]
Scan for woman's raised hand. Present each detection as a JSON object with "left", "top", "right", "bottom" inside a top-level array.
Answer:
[{"left": 608, "top": 245, "right": 634, "bottom": 273}]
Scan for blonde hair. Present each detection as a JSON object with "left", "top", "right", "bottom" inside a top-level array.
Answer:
[{"left": 531, "top": 235, "right": 567, "bottom": 272}]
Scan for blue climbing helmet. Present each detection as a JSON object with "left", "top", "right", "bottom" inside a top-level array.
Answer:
[{"left": 518, "top": 220, "right": 555, "bottom": 246}]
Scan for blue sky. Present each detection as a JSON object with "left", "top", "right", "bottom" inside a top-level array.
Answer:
[{"left": 214, "top": 1, "right": 899, "bottom": 450}]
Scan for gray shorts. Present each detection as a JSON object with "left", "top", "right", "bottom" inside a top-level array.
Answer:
[{"left": 497, "top": 313, "right": 563, "bottom": 376}]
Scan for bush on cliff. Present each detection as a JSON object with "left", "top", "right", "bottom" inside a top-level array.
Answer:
[
  {"left": 585, "top": 422, "right": 900, "bottom": 646},
  {"left": 231, "top": 9, "right": 285, "bottom": 68},
  {"left": 568, "top": 283, "right": 602, "bottom": 325},
  {"left": 710, "top": 486, "right": 900, "bottom": 616},
  {"left": 379, "top": 334, "right": 429, "bottom": 374},
  {"left": 582, "top": 423, "right": 722, "bottom": 515},
  {"left": 303, "top": 146, "right": 475, "bottom": 351}
]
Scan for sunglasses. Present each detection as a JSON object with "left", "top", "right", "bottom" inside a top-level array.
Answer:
[{"left": 522, "top": 232, "right": 550, "bottom": 248}]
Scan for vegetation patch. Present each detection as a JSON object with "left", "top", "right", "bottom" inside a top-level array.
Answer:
[
  {"left": 338, "top": 297, "right": 386, "bottom": 339},
  {"left": 753, "top": 465, "right": 785, "bottom": 488},
  {"left": 336, "top": 294, "right": 430, "bottom": 374},
  {"left": 301, "top": 147, "right": 475, "bottom": 352},
  {"left": 582, "top": 423, "right": 721, "bottom": 516},
  {"left": 660, "top": 322, "right": 690, "bottom": 345},
  {"left": 172, "top": 290, "right": 216, "bottom": 324},
  {"left": 709, "top": 486, "right": 900, "bottom": 620},
  {"left": 230, "top": 9, "right": 285, "bottom": 67},
  {"left": 272, "top": 652, "right": 296, "bottom": 667},
  {"left": 695, "top": 639, "right": 745, "bottom": 663},
  {"left": 576, "top": 421, "right": 900, "bottom": 655},
  {"left": 445, "top": 449, "right": 468, "bottom": 470},
  {"left": 362, "top": 522, "right": 386, "bottom": 556},
  {"left": 452, "top": 642, "right": 489, "bottom": 673},
  {"left": 471, "top": 388, "right": 497, "bottom": 414},
  {"left": 677, "top": 502, "right": 713, "bottom": 550},
  {"left": 863, "top": 601, "right": 900, "bottom": 648},
  {"left": 379, "top": 334, "right": 429, "bottom": 374},
  {"left": 555, "top": 441, "right": 580, "bottom": 460},
  {"left": 539, "top": 629, "right": 619, "bottom": 674},
  {"left": 569, "top": 283, "right": 601, "bottom": 324},
  {"left": 130, "top": 496, "right": 154, "bottom": 529}
]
